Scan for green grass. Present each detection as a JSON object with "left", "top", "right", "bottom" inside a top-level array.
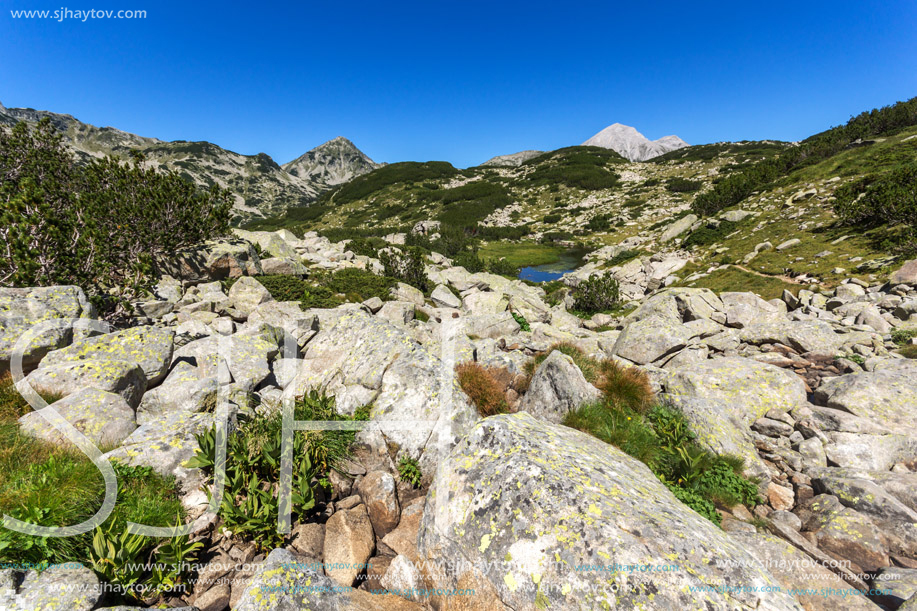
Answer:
[
  {"left": 478, "top": 241, "right": 563, "bottom": 268},
  {"left": 679, "top": 266, "right": 799, "bottom": 301},
  {"left": 0, "top": 374, "right": 183, "bottom": 570}
]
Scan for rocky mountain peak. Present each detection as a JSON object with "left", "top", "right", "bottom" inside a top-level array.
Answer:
[
  {"left": 282, "top": 136, "right": 379, "bottom": 186},
  {"left": 583, "top": 123, "right": 688, "bottom": 161}
]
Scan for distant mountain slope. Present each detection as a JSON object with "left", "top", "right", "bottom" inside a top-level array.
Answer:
[
  {"left": 480, "top": 150, "right": 545, "bottom": 167},
  {"left": 583, "top": 123, "right": 688, "bottom": 161},
  {"left": 0, "top": 102, "right": 376, "bottom": 224}
]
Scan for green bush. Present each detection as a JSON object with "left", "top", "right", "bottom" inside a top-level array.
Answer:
[
  {"left": 891, "top": 328, "right": 917, "bottom": 346},
  {"left": 681, "top": 220, "right": 740, "bottom": 249},
  {"left": 833, "top": 162, "right": 917, "bottom": 253},
  {"left": 320, "top": 161, "right": 458, "bottom": 207},
  {"left": 666, "top": 177, "right": 702, "bottom": 193},
  {"left": 379, "top": 247, "right": 429, "bottom": 292},
  {"left": 572, "top": 273, "right": 620, "bottom": 313},
  {"left": 543, "top": 213, "right": 562, "bottom": 224},
  {"left": 0, "top": 120, "right": 232, "bottom": 313}
]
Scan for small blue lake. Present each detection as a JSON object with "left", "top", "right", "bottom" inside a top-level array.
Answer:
[{"left": 518, "top": 248, "right": 589, "bottom": 283}]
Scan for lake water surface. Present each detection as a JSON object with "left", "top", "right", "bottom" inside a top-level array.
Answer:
[{"left": 518, "top": 248, "right": 590, "bottom": 283}]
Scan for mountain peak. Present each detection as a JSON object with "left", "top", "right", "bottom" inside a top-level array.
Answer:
[
  {"left": 283, "top": 137, "right": 379, "bottom": 186},
  {"left": 583, "top": 123, "right": 688, "bottom": 161}
]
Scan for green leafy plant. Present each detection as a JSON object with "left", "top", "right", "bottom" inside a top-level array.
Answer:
[
  {"left": 511, "top": 311, "right": 531, "bottom": 332},
  {"left": 397, "top": 456, "right": 423, "bottom": 488}
]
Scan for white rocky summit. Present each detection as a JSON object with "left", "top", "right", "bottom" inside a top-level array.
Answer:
[{"left": 583, "top": 122, "right": 689, "bottom": 161}]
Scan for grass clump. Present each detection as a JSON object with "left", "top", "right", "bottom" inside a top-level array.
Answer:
[
  {"left": 455, "top": 362, "right": 509, "bottom": 416},
  {"left": 890, "top": 327, "right": 917, "bottom": 346},
  {"left": 899, "top": 345, "right": 917, "bottom": 359}
]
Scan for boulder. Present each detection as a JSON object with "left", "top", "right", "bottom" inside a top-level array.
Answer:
[
  {"left": 248, "top": 301, "right": 318, "bottom": 347},
  {"left": 0, "top": 285, "right": 95, "bottom": 373},
  {"left": 377, "top": 301, "right": 415, "bottom": 325},
  {"left": 612, "top": 314, "right": 695, "bottom": 365},
  {"left": 356, "top": 470, "right": 402, "bottom": 538},
  {"left": 381, "top": 497, "right": 425, "bottom": 562},
  {"left": 462, "top": 311, "right": 521, "bottom": 339},
  {"left": 739, "top": 320, "right": 842, "bottom": 354},
  {"left": 136, "top": 361, "right": 218, "bottom": 424},
  {"left": 813, "top": 360, "right": 917, "bottom": 436},
  {"left": 173, "top": 327, "right": 282, "bottom": 393},
  {"left": 0, "top": 563, "right": 102, "bottom": 611},
  {"left": 380, "top": 554, "right": 426, "bottom": 601},
  {"left": 518, "top": 351, "right": 601, "bottom": 423},
  {"left": 323, "top": 504, "right": 376, "bottom": 587},
  {"left": 462, "top": 291, "right": 509, "bottom": 316},
  {"left": 431, "top": 284, "right": 461, "bottom": 309},
  {"left": 417, "top": 413, "right": 800, "bottom": 610},
  {"left": 23, "top": 358, "right": 147, "bottom": 408},
  {"left": 19, "top": 388, "right": 136, "bottom": 448},
  {"left": 660, "top": 214, "right": 698, "bottom": 242},
  {"left": 891, "top": 259, "right": 917, "bottom": 286},
  {"left": 161, "top": 237, "right": 262, "bottom": 283},
  {"left": 728, "top": 531, "right": 877, "bottom": 611},
  {"left": 39, "top": 326, "right": 174, "bottom": 386},
  {"left": 390, "top": 282, "right": 425, "bottom": 306},
  {"left": 228, "top": 276, "right": 274, "bottom": 318},
  {"left": 284, "top": 311, "right": 478, "bottom": 482},
  {"left": 663, "top": 357, "right": 807, "bottom": 424}
]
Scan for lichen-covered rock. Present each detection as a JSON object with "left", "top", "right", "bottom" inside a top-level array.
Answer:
[
  {"left": 431, "top": 284, "right": 461, "bottom": 309},
  {"left": 19, "top": 388, "right": 136, "bottom": 448},
  {"left": 625, "top": 287, "right": 724, "bottom": 324},
  {"left": 229, "top": 276, "right": 274, "bottom": 318},
  {"left": 232, "top": 548, "right": 422, "bottom": 611},
  {"left": 462, "top": 311, "right": 521, "bottom": 339},
  {"left": 23, "top": 358, "right": 147, "bottom": 408},
  {"left": 613, "top": 314, "right": 695, "bottom": 364},
  {"left": 813, "top": 360, "right": 917, "bottom": 437},
  {"left": 739, "top": 320, "right": 842, "bottom": 354},
  {"left": 663, "top": 357, "right": 807, "bottom": 425},
  {"left": 417, "top": 413, "right": 800, "bottom": 610},
  {"left": 39, "top": 325, "right": 174, "bottom": 387},
  {"left": 0, "top": 285, "right": 95, "bottom": 373},
  {"left": 136, "top": 361, "right": 218, "bottom": 424},
  {"left": 284, "top": 311, "right": 479, "bottom": 476},
  {"left": 0, "top": 563, "right": 102, "bottom": 611},
  {"left": 248, "top": 301, "right": 318, "bottom": 347},
  {"left": 518, "top": 351, "right": 601, "bottom": 423},
  {"left": 173, "top": 325, "right": 281, "bottom": 392},
  {"left": 159, "top": 237, "right": 262, "bottom": 283}
]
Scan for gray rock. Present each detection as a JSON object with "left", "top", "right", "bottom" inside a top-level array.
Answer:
[
  {"left": 663, "top": 357, "right": 807, "bottom": 424},
  {"left": 814, "top": 360, "right": 917, "bottom": 435},
  {"left": 161, "top": 237, "right": 262, "bottom": 283},
  {"left": 23, "top": 358, "right": 147, "bottom": 408},
  {"left": 259, "top": 256, "right": 307, "bottom": 276},
  {"left": 361, "top": 296, "right": 384, "bottom": 313},
  {"left": 463, "top": 311, "right": 521, "bottom": 339},
  {"left": 19, "top": 388, "right": 136, "bottom": 448},
  {"left": 418, "top": 413, "right": 800, "bottom": 610},
  {"left": 173, "top": 327, "right": 281, "bottom": 393},
  {"left": 0, "top": 285, "right": 95, "bottom": 373},
  {"left": 721, "top": 209, "right": 753, "bottom": 223},
  {"left": 136, "top": 361, "right": 218, "bottom": 424},
  {"left": 739, "top": 320, "right": 842, "bottom": 354},
  {"left": 390, "top": 282, "right": 425, "bottom": 306},
  {"left": 518, "top": 351, "right": 602, "bottom": 423},
  {"left": 0, "top": 564, "right": 102, "bottom": 611},
  {"left": 873, "top": 568, "right": 917, "bottom": 609},
  {"left": 228, "top": 276, "right": 274, "bottom": 318},
  {"left": 660, "top": 213, "right": 698, "bottom": 242},
  {"left": 613, "top": 314, "right": 695, "bottom": 364},
  {"left": 380, "top": 554, "right": 425, "bottom": 601},
  {"left": 377, "top": 301, "right": 415, "bottom": 325},
  {"left": 430, "top": 284, "right": 461, "bottom": 309},
  {"left": 356, "top": 470, "right": 401, "bottom": 538},
  {"left": 40, "top": 325, "right": 174, "bottom": 387},
  {"left": 247, "top": 300, "right": 318, "bottom": 347},
  {"left": 776, "top": 238, "right": 801, "bottom": 251},
  {"left": 891, "top": 259, "right": 917, "bottom": 286}
]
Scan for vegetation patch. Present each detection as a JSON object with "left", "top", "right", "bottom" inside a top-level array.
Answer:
[{"left": 456, "top": 362, "right": 509, "bottom": 416}]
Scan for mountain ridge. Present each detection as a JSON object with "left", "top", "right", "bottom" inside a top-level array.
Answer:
[
  {"left": 0, "top": 102, "right": 377, "bottom": 223},
  {"left": 583, "top": 123, "right": 689, "bottom": 161}
]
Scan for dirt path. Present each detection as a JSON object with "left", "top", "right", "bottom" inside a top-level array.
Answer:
[{"left": 731, "top": 264, "right": 806, "bottom": 285}]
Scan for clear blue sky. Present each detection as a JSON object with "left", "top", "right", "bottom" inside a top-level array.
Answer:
[{"left": 2, "top": 0, "right": 916, "bottom": 167}]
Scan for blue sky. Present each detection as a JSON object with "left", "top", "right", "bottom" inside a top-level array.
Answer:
[{"left": 2, "top": 0, "right": 916, "bottom": 167}]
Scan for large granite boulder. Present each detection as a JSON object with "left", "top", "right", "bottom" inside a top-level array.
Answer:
[
  {"left": 39, "top": 326, "right": 174, "bottom": 386},
  {"left": 417, "top": 413, "right": 800, "bottom": 610},
  {"left": 0, "top": 285, "right": 95, "bottom": 373},
  {"left": 518, "top": 351, "right": 601, "bottom": 422},
  {"left": 0, "top": 563, "right": 102, "bottom": 611},
  {"left": 613, "top": 314, "right": 695, "bottom": 364},
  {"left": 160, "top": 238, "right": 263, "bottom": 283},
  {"left": 22, "top": 358, "right": 147, "bottom": 408},
  {"left": 19, "top": 388, "right": 137, "bottom": 448}
]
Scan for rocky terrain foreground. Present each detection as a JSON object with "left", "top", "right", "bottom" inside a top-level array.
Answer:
[{"left": 2, "top": 227, "right": 917, "bottom": 611}]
